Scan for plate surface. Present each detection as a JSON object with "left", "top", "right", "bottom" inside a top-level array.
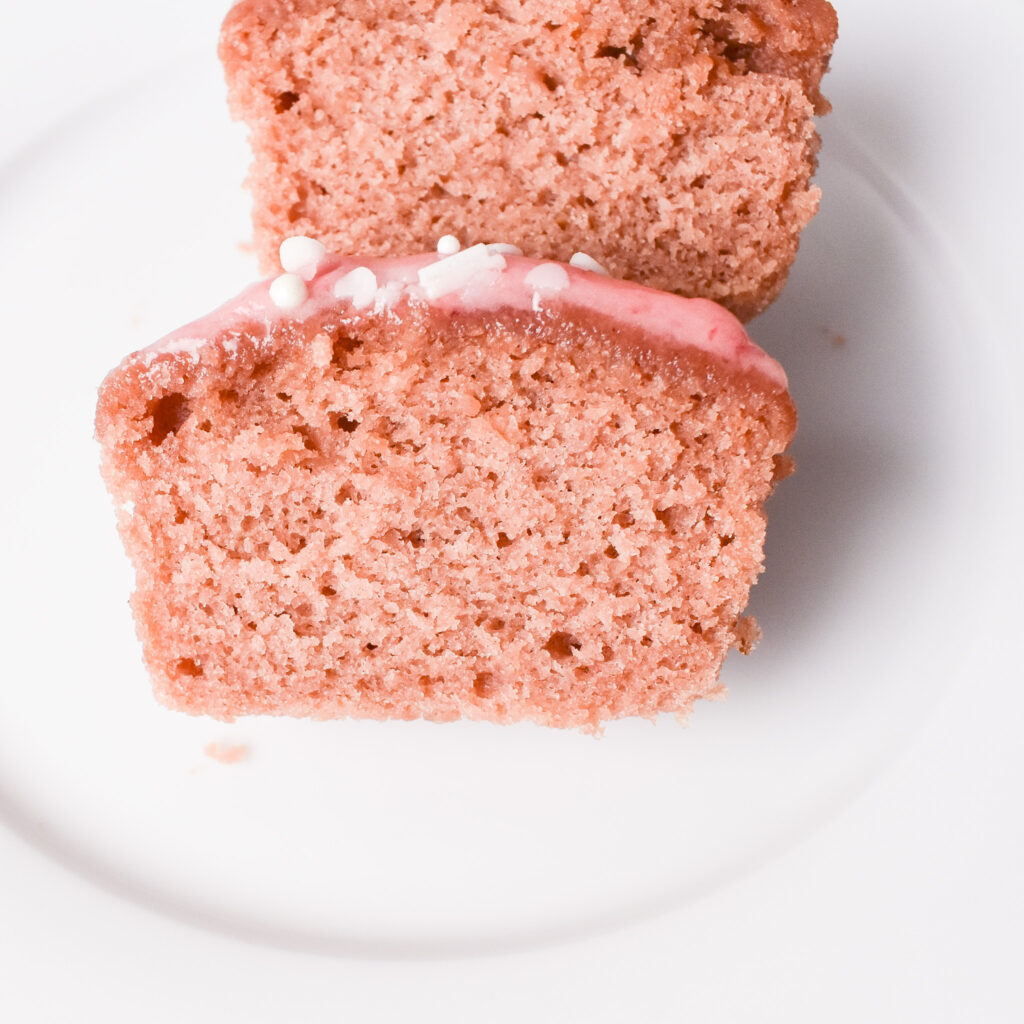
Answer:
[{"left": 1, "top": 2, "right": 1022, "bottom": 1020}]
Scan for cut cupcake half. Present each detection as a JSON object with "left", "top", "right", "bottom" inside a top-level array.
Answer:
[
  {"left": 220, "top": 0, "right": 838, "bottom": 319},
  {"left": 96, "top": 241, "right": 796, "bottom": 728}
]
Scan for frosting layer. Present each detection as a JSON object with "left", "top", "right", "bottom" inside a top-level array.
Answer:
[{"left": 141, "top": 250, "right": 787, "bottom": 387}]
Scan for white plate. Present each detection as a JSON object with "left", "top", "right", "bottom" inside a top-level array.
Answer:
[{"left": 1, "top": 2, "right": 1022, "bottom": 1020}]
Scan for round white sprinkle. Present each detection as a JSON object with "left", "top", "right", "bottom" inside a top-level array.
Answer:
[
  {"left": 487, "top": 242, "right": 524, "bottom": 256},
  {"left": 436, "top": 234, "right": 462, "bottom": 255},
  {"left": 569, "top": 251, "right": 609, "bottom": 275},
  {"left": 333, "top": 266, "right": 378, "bottom": 310},
  {"left": 524, "top": 262, "right": 571, "bottom": 312},
  {"left": 524, "top": 263, "right": 570, "bottom": 293},
  {"left": 269, "top": 273, "right": 308, "bottom": 310},
  {"left": 279, "top": 235, "right": 327, "bottom": 280}
]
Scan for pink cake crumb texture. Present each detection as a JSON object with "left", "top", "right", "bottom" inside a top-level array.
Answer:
[
  {"left": 220, "top": 0, "right": 837, "bottom": 320},
  {"left": 96, "top": 253, "right": 796, "bottom": 729}
]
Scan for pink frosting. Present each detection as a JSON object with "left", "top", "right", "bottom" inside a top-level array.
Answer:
[{"left": 140, "top": 252, "right": 786, "bottom": 387}]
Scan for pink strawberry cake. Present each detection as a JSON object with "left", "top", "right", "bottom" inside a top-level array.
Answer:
[
  {"left": 96, "top": 240, "right": 796, "bottom": 728},
  {"left": 220, "top": 0, "right": 838, "bottom": 320}
]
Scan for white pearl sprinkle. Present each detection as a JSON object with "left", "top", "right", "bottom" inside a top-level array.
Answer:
[
  {"left": 487, "top": 243, "right": 524, "bottom": 256},
  {"left": 333, "top": 266, "right": 378, "bottom": 310},
  {"left": 524, "top": 263, "right": 570, "bottom": 312},
  {"left": 436, "top": 234, "right": 461, "bottom": 255},
  {"left": 569, "top": 252, "right": 609, "bottom": 275},
  {"left": 279, "top": 235, "right": 327, "bottom": 280},
  {"left": 269, "top": 273, "right": 308, "bottom": 310}
]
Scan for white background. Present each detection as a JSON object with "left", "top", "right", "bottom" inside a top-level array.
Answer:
[{"left": 1, "top": 2, "right": 1023, "bottom": 1020}]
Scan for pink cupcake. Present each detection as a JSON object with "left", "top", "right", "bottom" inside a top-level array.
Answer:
[{"left": 96, "top": 242, "right": 795, "bottom": 728}]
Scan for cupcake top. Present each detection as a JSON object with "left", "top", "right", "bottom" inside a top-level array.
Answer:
[{"left": 141, "top": 237, "right": 787, "bottom": 388}]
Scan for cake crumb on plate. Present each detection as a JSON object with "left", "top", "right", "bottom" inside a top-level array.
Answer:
[{"left": 203, "top": 741, "right": 249, "bottom": 765}]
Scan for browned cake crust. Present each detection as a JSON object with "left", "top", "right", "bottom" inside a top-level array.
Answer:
[
  {"left": 96, "top": 298, "right": 795, "bottom": 729},
  {"left": 220, "top": 0, "right": 837, "bottom": 320}
]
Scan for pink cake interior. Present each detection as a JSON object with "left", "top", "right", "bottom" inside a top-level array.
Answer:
[
  {"left": 220, "top": 0, "right": 838, "bottom": 320},
  {"left": 96, "top": 250, "right": 796, "bottom": 728}
]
